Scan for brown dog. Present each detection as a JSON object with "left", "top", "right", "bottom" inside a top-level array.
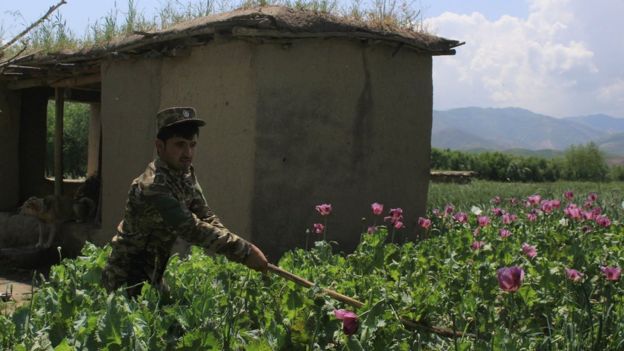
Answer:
[{"left": 19, "top": 195, "right": 95, "bottom": 249}]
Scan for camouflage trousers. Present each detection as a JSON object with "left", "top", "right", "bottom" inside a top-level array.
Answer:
[{"left": 101, "top": 234, "right": 169, "bottom": 297}]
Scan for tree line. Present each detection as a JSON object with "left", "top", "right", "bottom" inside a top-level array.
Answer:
[{"left": 432, "top": 144, "right": 624, "bottom": 182}]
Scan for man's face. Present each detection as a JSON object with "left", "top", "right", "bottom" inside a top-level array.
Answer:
[{"left": 156, "top": 134, "right": 198, "bottom": 171}]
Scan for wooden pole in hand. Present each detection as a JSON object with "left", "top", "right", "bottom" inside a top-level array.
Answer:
[{"left": 267, "top": 263, "right": 476, "bottom": 339}]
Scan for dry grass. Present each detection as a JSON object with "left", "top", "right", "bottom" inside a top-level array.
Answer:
[{"left": 1, "top": 0, "right": 427, "bottom": 56}]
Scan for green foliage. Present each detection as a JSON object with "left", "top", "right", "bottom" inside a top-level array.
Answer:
[
  {"left": 432, "top": 144, "right": 615, "bottom": 182},
  {"left": 609, "top": 165, "right": 624, "bottom": 181},
  {"left": 432, "top": 148, "right": 561, "bottom": 182},
  {"left": 46, "top": 101, "right": 90, "bottom": 179},
  {"left": 2, "top": 186, "right": 624, "bottom": 349},
  {"left": 561, "top": 142, "right": 609, "bottom": 181}
]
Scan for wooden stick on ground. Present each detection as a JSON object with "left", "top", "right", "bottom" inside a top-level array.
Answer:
[{"left": 267, "top": 263, "right": 476, "bottom": 339}]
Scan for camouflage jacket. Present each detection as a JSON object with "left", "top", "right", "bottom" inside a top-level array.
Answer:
[{"left": 110, "top": 158, "right": 251, "bottom": 281}]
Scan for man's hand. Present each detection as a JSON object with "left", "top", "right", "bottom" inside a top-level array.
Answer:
[{"left": 244, "top": 244, "right": 268, "bottom": 273}]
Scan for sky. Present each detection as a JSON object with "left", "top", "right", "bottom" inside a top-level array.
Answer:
[{"left": 1, "top": 0, "right": 622, "bottom": 118}]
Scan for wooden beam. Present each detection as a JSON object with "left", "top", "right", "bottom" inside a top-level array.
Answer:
[
  {"left": 54, "top": 87, "right": 64, "bottom": 196},
  {"left": 231, "top": 27, "right": 435, "bottom": 53},
  {"left": 5, "top": 73, "right": 101, "bottom": 90},
  {"left": 50, "top": 73, "right": 101, "bottom": 88}
]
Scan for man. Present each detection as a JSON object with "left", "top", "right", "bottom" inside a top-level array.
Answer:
[{"left": 102, "top": 106, "right": 268, "bottom": 296}]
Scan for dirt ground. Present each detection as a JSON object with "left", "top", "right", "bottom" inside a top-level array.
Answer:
[{"left": 0, "top": 268, "right": 37, "bottom": 313}]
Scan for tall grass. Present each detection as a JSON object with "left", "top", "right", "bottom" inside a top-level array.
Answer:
[{"left": 7, "top": 0, "right": 425, "bottom": 55}]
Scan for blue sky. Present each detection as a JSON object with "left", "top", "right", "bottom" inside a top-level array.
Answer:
[{"left": 1, "top": 1, "right": 622, "bottom": 118}]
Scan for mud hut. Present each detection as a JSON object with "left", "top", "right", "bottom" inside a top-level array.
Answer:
[{"left": 0, "top": 6, "right": 462, "bottom": 260}]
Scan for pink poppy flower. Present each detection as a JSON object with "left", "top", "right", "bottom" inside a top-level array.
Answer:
[
  {"left": 564, "top": 204, "right": 581, "bottom": 220},
  {"left": 371, "top": 202, "right": 384, "bottom": 216},
  {"left": 564, "top": 191, "right": 574, "bottom": 201},
  {"left": 596, "top": 215, "right": 611, "bottom": 227},
  {"left": 591, "top": 207, "right": 602, "bottom": 216},
  {"left": 527, "top": 211, "right": 538, "bottom": 222},
  {"left": 528, "top": 194, "right": 541, "bottom": 206},
  {"left": 394, "top": 221, "right": 405, "bottom": 229},
  {"left": 418, "top": 217, "right": 432, "bottom": 230},
  {"left": 601, "top": 266, "right": 621, "bottom": 281},
  {"left": 315, "top": 204, "right": 332, "bottom": 216},
  {"left": 522, "top": 243, "right": 537, "bottom": 259},
  {"left": 491, "top": 207, "right": 504, "bottom": 217},
  {"left": 497, "top": 266, "right": 525, "bottom": 292},
  {"left": 334, "top": 309, "right": 359, "bottom": 335},
  {"left": 471, "top": 240, "right": 486, "bottom": 250},
  {"left": 502, "top": 213, "right": 517, "bottom": 225},
  {"left": 540, "top": 200, "right": 554, "bottom": 214},
  {"left": 550, "top": 199, "right": 561, "bottom": 209},
  {"left": 499, "top": 228, "right": 511, "bottom": 238},
  {"left": 444, "top": 204, "right": 455, "bottom": 215},
  {"left": 587, "top": 192, "right": 598, "bottom": 202},
  {"left": 491, "top": 196, "right": 501, "bottom": 205},
  {"left": 453, "top": 212, "right": 468, "bottom": 223},
  {"left": 582, "top": 211, "right": 594, "bottom": 221},
  {"left": 313, "top": 223, "right": 325, "bottom": 234},
  {"left": 384, "top": 208, "right": 404, "bottom": 224},
  {"left": 478, "top": 215, "right": 490, "bottom": 227},
  {"left": 565, "top": 268, "right": 584, "bottom": 283},
  {"left": 432, "top": 208, "right": 441, "bottom": 218}
]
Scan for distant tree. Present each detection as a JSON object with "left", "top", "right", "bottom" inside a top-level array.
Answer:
[
  {"left": 46, "top": 101, "right": 89, "bottom": 178},
  {"left": 608, "top": 164, "right": 624, "bottom": 181},
  {"left": 561, "top": 142, "right": 609, "bottom": 181}
]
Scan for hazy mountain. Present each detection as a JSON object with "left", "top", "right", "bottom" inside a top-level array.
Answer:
[
  {"left": 594, "top": 132, "right": 624, "bottom": 156},
  {"left": 566, "top": 114, "right": 624, "bottom": 134},
  {"left": 432, "top": 107, "right": 624, "bottom": 155},
  {"left": 431, "top": 128, "right": 504, "bottom": 150}
]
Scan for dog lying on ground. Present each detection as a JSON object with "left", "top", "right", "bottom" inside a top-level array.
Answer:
[
  {"left": 19, "top": 195, "right": 95, "bottom": 249},
  {"left": 19, "top": 173, "right": 100, "bottom": 249}
]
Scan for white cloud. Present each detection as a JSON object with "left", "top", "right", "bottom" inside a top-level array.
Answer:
[
  {"left": 427, "top": 0, "right": 624, "bottom": 117},
  {"left": 598, "top": 79, "right": 624, "bottom": 105}
]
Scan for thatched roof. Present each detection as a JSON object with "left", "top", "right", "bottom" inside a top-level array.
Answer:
[{"left": 0, "top": 6, "right": 463, "bottom": 90}]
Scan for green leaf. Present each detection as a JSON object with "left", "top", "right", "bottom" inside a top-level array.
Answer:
[
  {"left": 54, "top": 339, "right": 72, "bottom": 351},
  {"left": 346, "top": 336, "right": 365, "bottom": 351}
]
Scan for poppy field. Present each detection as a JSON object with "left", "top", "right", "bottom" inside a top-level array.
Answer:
[{"left": 1, "top": 183, "right": 624, "bottom": 350}]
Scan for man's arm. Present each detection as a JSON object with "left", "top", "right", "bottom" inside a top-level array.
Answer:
[{"left": 144, "top": 183, "right": 268, "bottom": 271}]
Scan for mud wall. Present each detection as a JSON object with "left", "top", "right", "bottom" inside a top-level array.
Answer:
[
  {"left": 252, "top": 39, "right": 432, "bottom": 258},
  {"left": 98, "top": 59, "right": 162, "bottom": 244},
  {"left": 158, "top": 41, "right": 257, "bottom": 242}
]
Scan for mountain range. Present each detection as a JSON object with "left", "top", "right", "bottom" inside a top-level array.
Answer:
[{"left": 432, "top": 107, "right": 624, "bottom": 157}]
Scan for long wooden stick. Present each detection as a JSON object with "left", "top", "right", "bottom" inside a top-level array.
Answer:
[{"left": 267, "top": 263, "right": 475, "bottom": 339}]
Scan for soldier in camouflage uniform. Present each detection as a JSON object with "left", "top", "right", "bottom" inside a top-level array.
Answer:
[{"left": 101, "top": 106, "right": 268, "bottom": 296}]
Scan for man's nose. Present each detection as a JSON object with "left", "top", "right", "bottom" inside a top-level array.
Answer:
[{"left": 184, "top": 145, "right": 193, "bottom": 157}]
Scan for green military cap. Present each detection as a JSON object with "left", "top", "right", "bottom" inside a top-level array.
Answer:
[{"left": 156, "top": 106, "right": 206, "bottom": 130}]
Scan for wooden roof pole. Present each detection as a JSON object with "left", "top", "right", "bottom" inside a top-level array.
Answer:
[{"left": 54, "top": 87, "right": 64, "bottom": 196}]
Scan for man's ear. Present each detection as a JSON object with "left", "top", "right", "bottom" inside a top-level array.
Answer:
[{"left": 155, "top": 139, "right": 165, "bottom": 155}]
